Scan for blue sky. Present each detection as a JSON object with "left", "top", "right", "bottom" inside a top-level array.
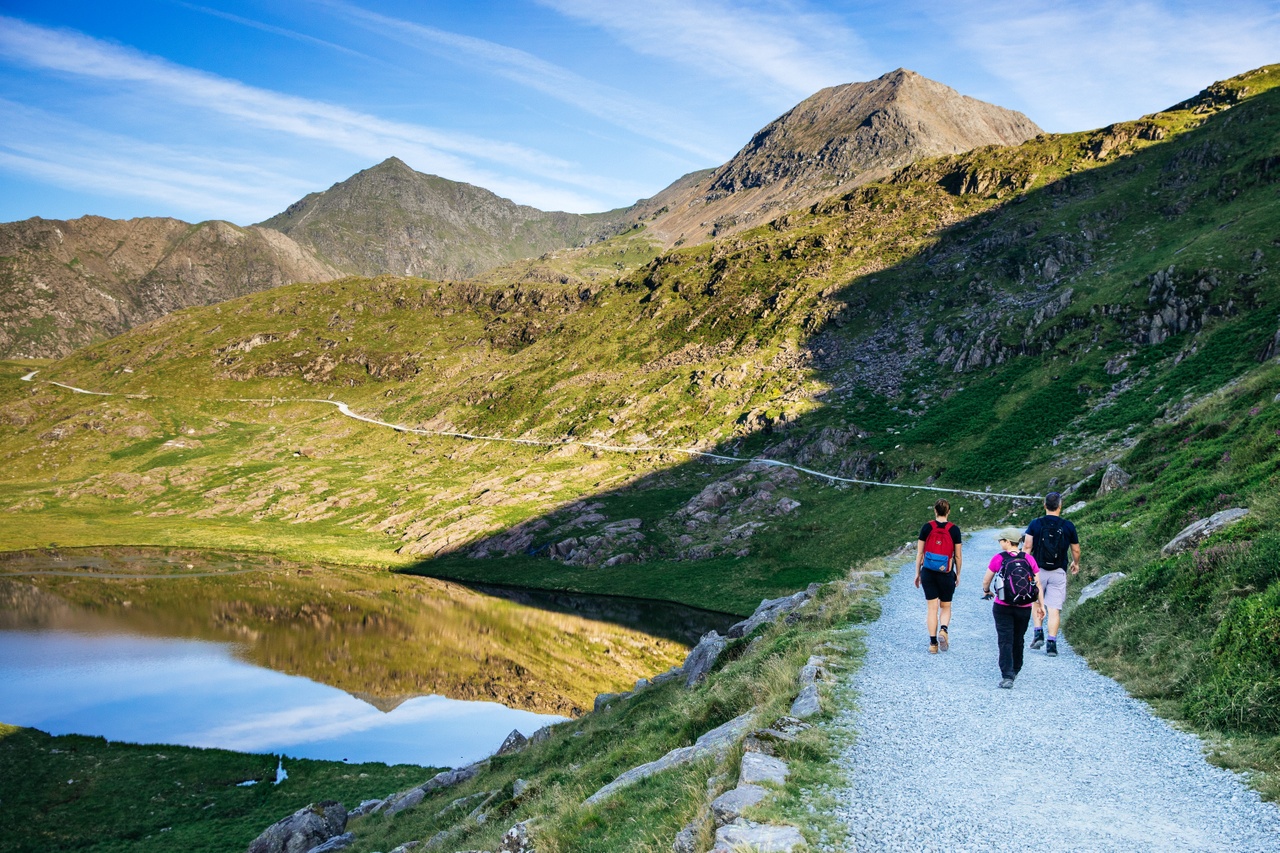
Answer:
[{"left": 0, "top": 1, "right": 1277, "bottom": 224}]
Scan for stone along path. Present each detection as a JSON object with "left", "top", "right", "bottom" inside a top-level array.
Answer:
[{"left": 834, "top": 528, "right": 1280, "bottom": 852}]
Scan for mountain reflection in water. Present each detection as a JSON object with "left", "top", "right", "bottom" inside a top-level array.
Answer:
[{"left": 0, "top": 548, "right": 733, "bottom": 717}]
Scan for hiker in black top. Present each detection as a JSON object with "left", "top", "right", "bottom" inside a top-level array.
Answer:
[
  {"left": 1023, "top": 491, "right": 1081, "bottom": 657},
  {"left": 914, "top": 498, "right": 962, "bottom": 654}
]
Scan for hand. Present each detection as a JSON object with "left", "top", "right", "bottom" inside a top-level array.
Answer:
[
  {"left": 914, "top": 573, "right": 921, "bottom": 588},
  {"left": 982, "top": 591, "right": 994, "bottom": 601},
  {"left": 1071, "top": 563, "right": 1080, "bottom": 575}
]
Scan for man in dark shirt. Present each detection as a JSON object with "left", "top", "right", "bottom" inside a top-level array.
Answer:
[{"left": 1023, "top": 492, "right": 1081, "bottom": 656}]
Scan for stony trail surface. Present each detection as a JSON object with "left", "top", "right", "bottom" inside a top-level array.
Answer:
[{"left": 833, "top": 527, "right": 1280, "bottom": 852}]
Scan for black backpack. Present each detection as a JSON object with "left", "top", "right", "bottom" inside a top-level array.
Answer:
[
  {"left": 994, "top": 552, "right": 1038, "bottom": 606},
  {"left": 1032, "top": 516, "right": 1069, "bottom": 571}
]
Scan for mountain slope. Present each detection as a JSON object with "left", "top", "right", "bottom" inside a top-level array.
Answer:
[
  {"left": 256, "top": 157, "right": 636, "bottom": 280},
  {"left": 257, "top": 71, "right": 1040, "bottom": 280},
  {"left": 0, "top": 216, "right": 342, "bottom": 359},
  {"left": 639, "top": 68, "right": 1042, "bottom": 245}
]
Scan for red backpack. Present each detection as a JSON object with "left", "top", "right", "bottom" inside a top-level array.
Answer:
[{"left": 921, "top": 521, "right": 956, "bottom": 572}]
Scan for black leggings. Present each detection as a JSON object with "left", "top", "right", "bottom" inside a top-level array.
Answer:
[{"left": 992, "top": 602, "right": 1032, "bottom": 680}]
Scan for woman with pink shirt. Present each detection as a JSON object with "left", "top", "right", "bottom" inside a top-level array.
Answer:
[{"left": 981, "top": 528, "right": 1046, "bottom": 689}]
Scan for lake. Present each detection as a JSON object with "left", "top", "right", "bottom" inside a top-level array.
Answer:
[{"left": 0, "top": 548, "right": 731, "bottom": 767}]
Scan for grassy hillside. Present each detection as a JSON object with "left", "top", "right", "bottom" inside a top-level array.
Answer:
[{"left": 2, "top": 67, "right": 1279, "bottom": 788}]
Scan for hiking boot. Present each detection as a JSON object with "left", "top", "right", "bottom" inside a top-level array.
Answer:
[
  {"left": 998, "top": 678, "right": 1014, "bottom": 689},
  {"left": 1030, "top": 630, "right": 1044, "bottom": 650},
  {"left": 938, "top": 628, "right": 949, "bottom": 652},
  {"left": 1046, "top": 639, "right": 1058, "bottom": 657},
  {"left": 929, "top": 642, "right": 939, "bottom": 654}
]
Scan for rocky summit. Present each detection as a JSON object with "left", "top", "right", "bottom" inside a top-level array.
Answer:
[
  {"left": 0, "top": 215, "right": 341, "bottom": 359},
  {"left": 256, "top": 157, "right": 634, "bottom": 280},
  {"left": 639, "top": 68, "right": 1042, "bottom": 245}
]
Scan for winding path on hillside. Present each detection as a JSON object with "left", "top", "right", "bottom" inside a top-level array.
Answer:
[
  {"left": 16, "top": 371, "right": 1039, "bottom": 501},
  {"left": 833, "top": 527, "right": 1280, "bottom": 853}
]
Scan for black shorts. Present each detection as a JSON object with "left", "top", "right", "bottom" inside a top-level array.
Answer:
[{"left": 920, "top": 568, "right": 956, "bottom": 602}]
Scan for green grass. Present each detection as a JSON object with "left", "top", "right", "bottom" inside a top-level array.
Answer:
[{"left": 0, "top": 724, "right": 426, "bottom": 853}]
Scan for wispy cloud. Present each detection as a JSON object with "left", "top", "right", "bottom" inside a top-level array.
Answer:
[
  {"left": 932, "top": 0, "right": 1280, "bottom": 131},
  {"left": 313, "top": 0, "right": 727, "bottom": 163},
  {"left": 0, "top": 15, "right": 633, "bottom": 213},
  {"left": 537, "top": 0, "right": 878, "bottom": 105},
  {"left": 0, "top": 100, "right": 314, "bottom": 222},
  {"left": 174, "top": 1, "right": 374, "bottom": 62}
]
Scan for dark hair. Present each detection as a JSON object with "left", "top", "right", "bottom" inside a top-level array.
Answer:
[
  {"left": 934, "top": 498, "right": 950, "bottom": 517},
  {"left": 1044, "top": 492, "right": 1062, "bottom": 511}
]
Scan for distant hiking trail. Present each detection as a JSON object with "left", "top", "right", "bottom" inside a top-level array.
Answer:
[
  {"left": 19, "top": 371, "right": 1041, "bottom": 500},
  {"left": 832, "top": 527, "right": 1280, "bottom": 852}
]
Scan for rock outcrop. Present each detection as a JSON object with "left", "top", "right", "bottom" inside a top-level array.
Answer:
[
  {"left": 1161, "top": 508, "right": 1250, "bottom": 556},
  {"left": 245, "top": 801, "right": 347, "bottom": 853}
]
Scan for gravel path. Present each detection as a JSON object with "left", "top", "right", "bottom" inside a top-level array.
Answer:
[{"left": 834, "top": 527, "right": 1280, "bottom": 852}]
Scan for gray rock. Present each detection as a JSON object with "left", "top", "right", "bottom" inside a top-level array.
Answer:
[
  {"left": 634, "top": 677, "right": 651, "bottom": 691},
  {"left": 497, "top": 818, "right": 539, "bottom": 852},
  {"left": 379, "top": 787, "right": 425, "bottom": 818},
  {"left": 740, "top": 752, "right": 789, "bottom": 786},
  {"left": 798, "top": 661, "right": 830, "bottom": 689},
  {"left": 375, "top": 761, "right": 488, "bottom": 817},
  {"left": 306, "top": 833, "right": 354, "bottom": 853},
  {"left": 1096, "top": 463, "right": 1131, "bottom": 496},
  {"left": 672, "top": 818, "right": 703, "bottom": 853},
  {"left": 1161, "top": 508, "right": 1250, "bottom": 556},
  {"left": 776, "top": 497, "right": 801, "bottom": 514},
  {"left": 512, "top": 778, "right": 531, "bottom": 801},
  {"left": 496, "top": 729, "right": 528, "bottom": 755},
  {"left": 790, "top": 684, "right": 821, "bottom": 719},
  {"left": 602, "top": 552, "right": 637, "bottom": 567},
  {"left": 346, "top": 799, "right": 383, "bottom": 820},
  {"left": 651, "top": 665, "right": 682, "bottom": 686},
  {"left": 528, "top": 724, "right": 555, "bottom": 745},
  {"left": 247, "top": 801, "right": 347, "bottom": 853},
  {"left": 727, "top": 591, "right": 812, "bottom": 639},
  {"left": 711, "top": 821, "right": 805, "bottom": 852},
  {"left": 681, "top": 631, "right": 727, "bottom": 687},
  {"left": 710, "top": 784, "right": 768, "bottom": 826},
  {"left": 1079, "top": 572, "right": 1127, "bottom": 604},
  {"left": 583, "top": 711, "right": 755, "bottom": 805},
  {"left": 1064, "top": 501, "right": 1087, "bottom": 514},
  {"left": 594, "top": 691, "right": 629, "bottom": 712},
  {"left": 387, "top": 843, "right": 421, "bottom": 853}
]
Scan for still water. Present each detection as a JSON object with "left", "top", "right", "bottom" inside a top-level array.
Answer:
[{"left": 0, "top": 549, "right": 731, "bottom": 767}]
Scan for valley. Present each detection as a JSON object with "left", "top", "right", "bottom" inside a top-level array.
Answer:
[{"left": 1, "top": 61, "right": 1279, "bottom": 852}]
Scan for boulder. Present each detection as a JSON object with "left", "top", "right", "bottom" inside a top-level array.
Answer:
[
  {"left": 594, "top": 691, "right": 630, "bottom": 712},
  {"left": 246, "top": 801, "right": 347, "bottom": 853},
  {"left": 1161, "top": 508, "right": 1250, "bottom": 556},
  {"left": 727, "top": 591, "right": 812, "bottom": 639},
  {"left": 710, "top": 784, "right": 768, "bottom": 826},
  {"left": 387, "top": 842, "right": 421, "bottom": 853},
  {"left": 583, "top": 711, "right": 754, "bottom": 805},
  {"left": 497, "top": 818, "right": 539, "bottom": 853},
  {"left": 739, "top": 752, "right": 789, "bottom": 786},
  {"left": 306, "top": 833, "right": 354, "bottom": 853},
  {"left": 1064, "top": 501, "right": 1087, "bottom": 514},
  {"left": 672, "top": 819, "right": 703, "bottom": 853},
  {"left": 1079, "top": 572, "right": 1126, "bottom": 604},
  {"left": 496, "top": 729, "right": 528, "bottom": 756},
  {"left": 512, "top": 778, "right": 531, "bottom": 801},
  {"left": 681, "top": 631, "right": 727, "bottom": 687},
  {"left": 346, "top": 799, "right": 383, "bottom": 820},
  {"left": 790, "top": 684, "right": 820, "bottom": 719},
  {"left": 1096, "top": 464, "right": 1131, "bottom": 496},
  {"left": 374, "top": 761, "right": 488, "bottom": 817},
  {"left": 711, "top": 821, "right": 805, "bottom": 852}
]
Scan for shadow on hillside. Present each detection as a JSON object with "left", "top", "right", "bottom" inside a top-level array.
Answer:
[{"left": 399, "top": 96, "right": 1278, "bottom": 613}]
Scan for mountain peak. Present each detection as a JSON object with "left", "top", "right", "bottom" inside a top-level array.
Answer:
[{"left": 708, "top": 69, "right": 1041, "bottom": 196}]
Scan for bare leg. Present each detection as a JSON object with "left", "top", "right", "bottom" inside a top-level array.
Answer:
[
  {"left": 1048, "top": 607, "right": 1061, "bottom": 636},
  {"left": 926, "top": 598, "right": 940, "bottom": 637},
  {"left": 938, "top": 601, "right": 953, "bottom": 630}
]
